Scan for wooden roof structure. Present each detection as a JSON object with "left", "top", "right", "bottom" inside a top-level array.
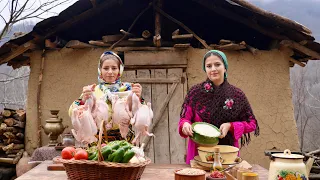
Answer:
[{"left": 0, "top": 0, "right": 319, "bottom": 68}]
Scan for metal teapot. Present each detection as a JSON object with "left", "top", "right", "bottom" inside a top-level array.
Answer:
[
  {"left": 41, "top": 110, "right": 68, "bottom": 146},
  {"left": 268, "top": 149, "right": 308, "bottom": 180},
  {"left": 61, "top": 133, "right": 75, "bottom": 146}
]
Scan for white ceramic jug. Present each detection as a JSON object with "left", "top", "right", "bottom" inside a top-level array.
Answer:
[{"left": 268, "top": 149, "right": 308, "bottom": 180}]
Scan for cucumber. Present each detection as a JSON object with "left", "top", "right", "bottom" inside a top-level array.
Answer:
[
  {"left": 88, "top": 151, "right": 98, "bottom": 160},
  {"left": 110, "top": 144, "right": 120, "bottom": 151},
  {"left": 122, "top": 145, "right": 132, "bottom": 152},
  {"left": 107, "top": 152, "right": 115, "bottom": 161},
  {"left": 120, "top": 141, "right": 130, "bottom": 147},
  {"left": 121, "top": 150, "right": 135, "bottom": 163},
  {"left": 112, "top": 148, "right": 125, "bottom": 163},
  {"left": 101, "top": 147, "right": 112, "bottom": 160},
  {"left": 92, "top": 154, "right": 98, "bottom": 161},
  {"left": 106, "top": 140, "right": 121, "bottom": 147}
]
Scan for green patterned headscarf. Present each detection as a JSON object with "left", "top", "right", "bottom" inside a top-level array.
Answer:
[{"left": 202, "top": 50, "right": 228, "bottom": 79}]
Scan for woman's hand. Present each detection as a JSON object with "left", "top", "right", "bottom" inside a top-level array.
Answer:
[
  {"left": 182, "top": 122, "right": 193, "bottom": 136},
  {"left": 82, "top": 84, "right": 96, "bottom": 102},
  {"left": 132, "top": 83, "right": 142, "bottom": 98},
  {"left": 219, "top": 122, "right": 231, "bottom": 138}
]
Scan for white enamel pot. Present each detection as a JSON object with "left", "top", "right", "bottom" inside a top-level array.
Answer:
[{"left": 268, "top": 149, "right": 308, "bottom": 180}]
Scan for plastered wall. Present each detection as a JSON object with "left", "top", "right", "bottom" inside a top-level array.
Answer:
[{"left": 25, "top": 47, "right": 299, "bottom": 168}]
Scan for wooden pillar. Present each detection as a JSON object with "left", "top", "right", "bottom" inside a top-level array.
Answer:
[{"left": 153, "top": 0, "right": 162, "bottom": 47}]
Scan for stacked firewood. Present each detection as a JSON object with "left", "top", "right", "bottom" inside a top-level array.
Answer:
[
  {"left": 210, "top": 39, "right": 258, "bottom": 55},
  {"left": 0, "top": 109, "right": 25, "bottom": 164},
  {"left": 304, "top": 149, "right": 320, "bottom": 180},
  {"left": 62, "top": 29, "right": 193, "bottom": 50}
]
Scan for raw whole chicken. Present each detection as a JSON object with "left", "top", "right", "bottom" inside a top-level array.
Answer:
[
  {"left": 130, "top": 98, "right": 154, "bottom": 146},
  {"left": 92, "top": 94, "right": 110, "bottom": 130},
  {"left": 108, "top": 91, "right": 133, "bottom": 139},
  {"left": 71, "top": 84, "right": 98, "bottom": 144}
]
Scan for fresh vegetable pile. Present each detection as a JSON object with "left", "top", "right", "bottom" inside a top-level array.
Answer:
[{"left": 61, "top": 140, "right": 145, "bottom": 163}]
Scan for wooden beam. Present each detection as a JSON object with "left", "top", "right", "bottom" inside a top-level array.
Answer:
[
  {"left": 174, "top": 43, "right": 191, "bottom": 49},
  {"left": 120, "top": 29, "right": 135, "bottom": 37},
  {"left": 228, "top": 0, "right": 312, "bottom": 34},
  {"left": 246, "top": 44, "right": 258, "bottom": 55},
  {"left": 124, "top": 78, "right": 180, "bottom": 84},
  {"left": 37, "top": 49, "right": 45, "bottom": 148},
  {"left": 280, "top": 40, "right": 320, "bottom": 59},
  {"left": 172, "top": 29, "right": 180, "bottom": 36},
  {"left": 65, "top": 40, "right": 95, "bottom": 49},
  {"left": 125, "top": 64, "right": 187, "bottom": 69},
  {"left": 219, "top": 39, "right": 233, "bottom": 45},
  {"left": 215, "top": 43, "right": 246, "bottom": 50},
  {"left": 142, "top": 30, "right": 152, "bottom": 39},
  {"left": 128, "top": 38, "right": 147, "bottom": 42},
  {"left": 124, "top": 50, "right": 188, "bottom": 66},
  {"left": 109, "top": 3, "right": 152, "bottom": 50},
  {"left": 0, "top": 41, "right": 35, "bottom": 64},
  {"left": 102, "top": 34, "right": 123, "bottom": 43},
  {"left": 154, "top": 0, "right": 163, "bottom": 47},
  {"left": 89, "top": 40, "right": 111, "bottom": 47},
  {"left": 89, "top": 40, "right": 153, "bottom": 47},
  {"left": 289, "top": 58, "right": 305, "bottom": 67},
  {"left": 113, "top": 47, "right": 174, "bottom": 51},
  {"left": 195, "top": 0, "right": 288, "bottom": 40},
  {"left": 154, "top": 5, "right": 210, "bottom": 49},
  {"left": 172, "top": 34, "right": 194, "bottom": 40}
]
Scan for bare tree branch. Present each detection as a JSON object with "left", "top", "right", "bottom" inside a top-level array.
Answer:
[
  {"left": 0, "top": 14, "right": 6, "bottom": 23},
  {"left": 307, "top": 86, "right": 320, "bottom": 104},
  {"left": 1, "top": 0, "right": 73, "bottom": 39},
  {"left": 0, "top": 0, "right": 9, "bottom": 14},
  {"left": 0, "top": 75, "right": 29, "bottom": 82},
  {"left": 13, "top": 0, "right": 19, "bottom": 17},
  {"left": 17, "top": 0, "right": 70, "bottom": 22}
]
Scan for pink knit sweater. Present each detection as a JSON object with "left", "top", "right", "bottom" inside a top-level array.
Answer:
[{"left": 178, "top": 105, "right": 257, "bottom": 164}]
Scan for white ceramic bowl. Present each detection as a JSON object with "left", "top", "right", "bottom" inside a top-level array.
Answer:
[
  {"left": 194, "top": 155, "right": 242, "bottom": 169},
  {"left": 198, "top": 145, "right": 239, "bottom": 164}
]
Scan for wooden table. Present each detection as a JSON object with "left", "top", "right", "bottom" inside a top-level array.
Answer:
[{"left": 16, "top": 161, "right": 268, "bottom": 180}]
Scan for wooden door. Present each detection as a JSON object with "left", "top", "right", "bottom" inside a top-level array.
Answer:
[{"left": 122, "top": 68, "right": 187, "bottom": 164}]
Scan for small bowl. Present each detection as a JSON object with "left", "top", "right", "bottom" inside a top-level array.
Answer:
[
  {"left": 198, "top": 145, "right": 239, "bottom": 164},
  {"left": 174, "top": 168, "right": 206, "bottom": 180},
  {"left": 190, "top": 122, "right": 220, "bottom": 147}
]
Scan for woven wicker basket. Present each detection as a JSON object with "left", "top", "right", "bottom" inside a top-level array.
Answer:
[{"left": 54, "top": 121, "right": 151, "bottom": 180}]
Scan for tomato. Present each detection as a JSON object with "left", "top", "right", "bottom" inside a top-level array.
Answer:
[
  {"left": 74, "top": 149, "right": 88, "bottom": 160},
  {"left": 61, "top": 147, "right": 76, "bottom": 159},
  {"left": 210, "top": 171, "right": 225, "bottom": 178}
]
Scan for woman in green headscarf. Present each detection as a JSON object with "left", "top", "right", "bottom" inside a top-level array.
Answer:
[
  {"left": 69, "top": 51, "right": 143, "bottom": 142},
  {"left": 179, "top": 50, "right": 259, "bottom": 164}
]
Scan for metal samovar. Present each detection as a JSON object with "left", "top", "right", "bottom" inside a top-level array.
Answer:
[{"left": 42, "top": 110, "right": 68, "bottom": 146}]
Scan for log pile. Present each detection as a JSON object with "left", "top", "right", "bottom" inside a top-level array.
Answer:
[
  {"left": 0, "top": 109, "right": 25, "bottom": 164},
  {"left": 304, "top": 149, "right": 320, "bottom": 180},
  {"left": 210, "top": 39, "right": 258, "bottom": 54}
]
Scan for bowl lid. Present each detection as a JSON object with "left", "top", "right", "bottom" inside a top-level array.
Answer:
[{"left": 271, "top": 149, "right": 304, "bottom": 159}]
